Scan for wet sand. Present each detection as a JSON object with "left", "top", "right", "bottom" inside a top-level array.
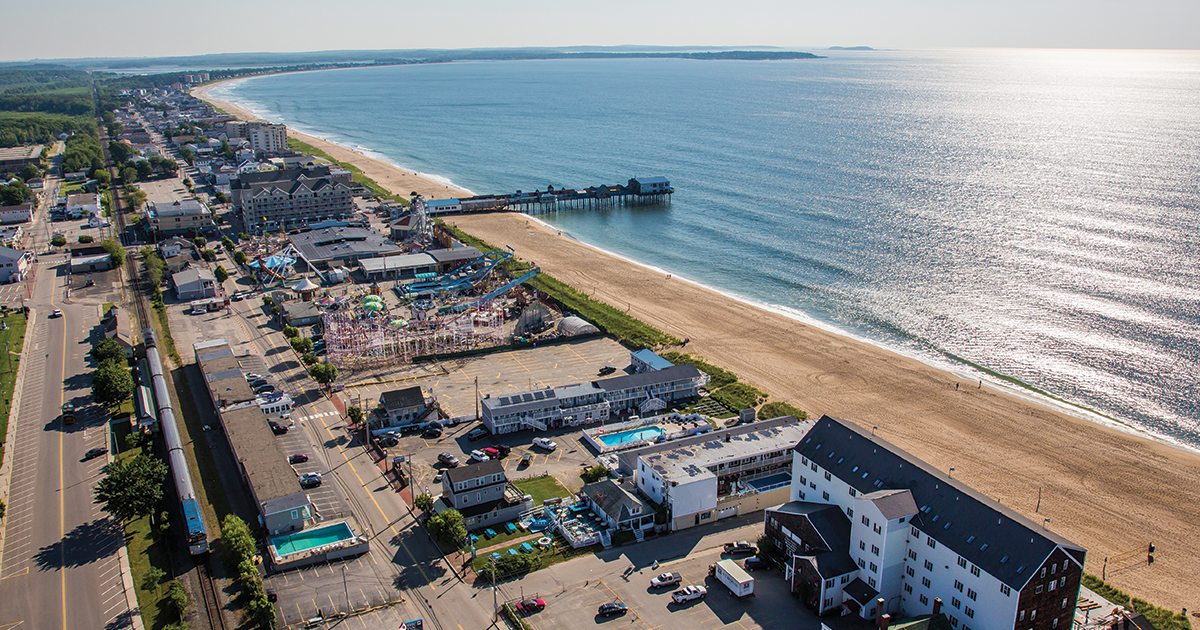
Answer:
[{"left": 193, "top": 78, "right": 1199, "bottom": 610}]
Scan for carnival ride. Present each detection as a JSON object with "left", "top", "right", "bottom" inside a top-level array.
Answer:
[{"left": 247, "top": 243, "right": 329, "bottom": 285}]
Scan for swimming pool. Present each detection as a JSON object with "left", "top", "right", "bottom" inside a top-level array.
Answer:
[
  {"left": 595, "top": 426, "right": 664, "bottom": 447},
  {"left": 747, "top": 473, "right": 791, "bottom": 491},
  {"left": 271, "top": 522, "right": 355, "bottom": 556}
]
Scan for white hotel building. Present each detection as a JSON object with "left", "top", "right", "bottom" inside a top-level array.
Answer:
[{"left": 767, "top": 415, "right": 1084, "bottom": 630}]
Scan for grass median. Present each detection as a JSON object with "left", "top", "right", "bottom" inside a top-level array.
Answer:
[{"left": 0, "top": 310, "right": 28, "bottom": 468}]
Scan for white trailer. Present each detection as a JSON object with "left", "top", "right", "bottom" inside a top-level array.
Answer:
[{"left": 713, "top": 559, "right": 754, "bottom": 598}]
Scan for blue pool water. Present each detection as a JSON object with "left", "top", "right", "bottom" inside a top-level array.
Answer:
[
  {"left": 748, "top": 473, "right": 792, "bottom": 491},
  {"left": 596, "top": 426, "right": 665, "bottom": 446},
  {"left": 270, "top": 522, "right": 354, "bottom": 556}
]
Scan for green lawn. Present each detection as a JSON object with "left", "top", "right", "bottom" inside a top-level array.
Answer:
[
  {"left": 470, "top": 535, "right": 598, "bottom": 575},
  {"left": 0, "top": 311, "right": 28, "bottom": 468},
  {"left": 111, "top": 422, "right": 175, "bottom": 629},
  {"left": 471, "top": 526, "right": 534, "bottom": 550},
  {"left": 513, "top": 475, "right": 572, "bottom": 506}
]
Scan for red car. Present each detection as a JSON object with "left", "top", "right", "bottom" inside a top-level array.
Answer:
[
  {"left": 483, "top": 447, "right": 501, "bottom": 459},
  {"left": 515, "top": 598, "right": 545, "bottom": 614}
]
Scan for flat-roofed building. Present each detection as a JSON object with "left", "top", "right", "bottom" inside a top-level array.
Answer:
[
  {"left": 0, "top": 203, "right": 33, "bottom": 224},
  {"left": 0, "top": 145, "right": 43, "bottom": 175},
  {"left": 172, "top": 267, "right": 217, "bottom": 300},
  {"left": 66, "top": 192, "right": 99, "bottom": 219},
  {"left": 427, "top": 246, "right": 482, "bottom": 273},
  {"left": 147, "top": 199, "right": 213, "bottom": 234},
  {"left": 359, "top": 252, "right": 435, "bottom": 280},
  {"left": 288, "top": 226, "right": 402, "bottom": 269}
]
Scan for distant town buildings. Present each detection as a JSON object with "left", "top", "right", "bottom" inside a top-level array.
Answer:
[
  {"left": 232, "top": 165, "right": 355, "bottom": 232},
  {"left": 224, "top": 121, "right": 289, "bottom": 154},
  {"left": 0, "top": 145, "right": 43, "bottom": 176}
]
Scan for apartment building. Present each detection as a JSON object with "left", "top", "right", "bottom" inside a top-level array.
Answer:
[
  {"left": 147, "top": 199, "right": 213, "bottom": 234},
  {"left": 768, "top": 415, "right": 1085, "bottom": 630},
  {"left": 224, "top": 121, "right": 289, "bottom": 153},
  {"left": 232, "top": 166, "right": 354, "bottom": 232}
]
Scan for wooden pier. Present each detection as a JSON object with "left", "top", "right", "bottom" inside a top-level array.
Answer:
[{"left": 424, "top": 176, "right": 673, "bottom": 217}]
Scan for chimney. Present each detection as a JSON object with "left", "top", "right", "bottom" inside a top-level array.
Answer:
[
  {"left": 880, "top": 614, "right": 892, "bottom": 630},
  {"left": 876, "top": 598, "right": 885, "bottom": 627},
  {"left": 932, "top": 597, "right": 943, "bottom": 615}
]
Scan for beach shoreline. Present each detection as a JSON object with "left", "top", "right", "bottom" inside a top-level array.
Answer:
[{"left": 193, "top": 77, "right": 1200, "bottom": 610}]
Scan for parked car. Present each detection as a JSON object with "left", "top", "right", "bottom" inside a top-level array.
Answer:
[
  {"left": 84, "top": 447, "right": 108, "bottom": 460},
  {"left": 246, "top": 373, "right": 265, "bottom": 380},
  {"left": 519, "top": 453, "right": 533, "bottom": 467},
  {"left": 379, "top": 434, "right": 399, "bottom": 447},
  {"left": 650, "top": 572, "right": 682, "bottom": 588},
  {"left": 597, "top": 602, "right": 627, "bottom": 617},
  {"left": 482, "top": 447, "right": 501, "bottom": 459},
  {"left": 433, "top": 472, "right": 443, "bottom": 483},
  {"left": 515, "top": 598, "right": 545, "bottom": 614},
  {"left": 469, "top": 450, "right": 490, "bottom": 463},
  {"left": 466, "top": 426, "right": 490, "bottom": 441},
  {"left": 289, "top": 453, "right": 309, "bottom": 464},
  {"left": 494, "top": 444, "right": 511, "bottom": 457},
  {"left": 437, "top": 453, "right": 460, "bottom": 467},
  {"left": 422, "top": 427, "right": 443, "bottom": 438},
  {"left": 744, "top": 556, "right": 771, "bottom": 571},
  {"left": 269, "top": 421, "right": 288, "bottom": 435},
  {"left": 598, "top": 365, "right": 617, "bottom": 375},
  {"left": 723, "top": 540, "right": 758, "bottom": 555},
  {"left": 249, "top": 379, "right": 269, "bottom": 388},
  {"left": 299, "top": 472, "right": 322, "bottom": 488},
  {"left": 532, "top": 437, "right": 557, "bottom": 451},
  {"left": 671, "top": 585, "right": 707, "bottom": 604}
]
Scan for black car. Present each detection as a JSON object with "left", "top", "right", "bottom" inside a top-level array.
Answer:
[
  {"left": 422, "top": 427, "right": 443, "bottom": 438},
  {"left": 744, "top": 556, "right": 771, "bottom": 571},
  {"left": 466, "top": 426, "right": 490, "bottom": 441},
  {"left": 269, "top": 421, "right": 289, "bottom": 435},
  {"left": 597, "top": 602, "right": 627, "bottom": 617},
  {"left": 84, "top": 447, "right": 108, "bottom": 460},
  {"left": 598, "top": 365, "right": 617, "bottom": 375},
  {"left": 493, "top": 444, "right": 511, "bottom": 458},
  {"left": 379, "top": 434, "right": 399, "bottom": 447}
]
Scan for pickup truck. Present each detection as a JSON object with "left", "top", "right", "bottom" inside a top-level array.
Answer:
[
  {"left": 671, "top": 585, "right": 707, "bottom": 604},
  {"left": 649, "top": 572, "right": 682, "bottom": 588},
  {"left": 723, "top": 540, "right": 758, "bottom": 555}
]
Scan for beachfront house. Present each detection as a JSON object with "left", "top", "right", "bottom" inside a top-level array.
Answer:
[
  {"left": 435, "top": 459, "right": 531, "bottom": 530},
  {"left": 778, "top": 415, "right": 1086, "bottom": 630}
]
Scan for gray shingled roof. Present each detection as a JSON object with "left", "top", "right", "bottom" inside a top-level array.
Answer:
[
  {"left": 864, "top": 488, "right": 918, "bottom": 521},
  {"left": 806, "top": 551, "right": 859, "bottom": 579},
  {"left": 593, "top": 364, "right": 702, "bottom": 391},
  {"left": 794, "top": 415, "right": 1085, "bottom": 590},
  {"left": 381, "top": 386, "right": 424, "bottom": 410},
  {"left": 580, "top": 479, "right": 650, "bottom": 524},
  {"left": 768, "top": 501, "right": 851, "bottom": 554},
  {"left": 445, "top": 459, "right": 503, "bottom": 486}
]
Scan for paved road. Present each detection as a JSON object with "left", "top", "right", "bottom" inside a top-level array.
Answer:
[{"left": 0, "top": 249, "right": 137, "bottom": 629}]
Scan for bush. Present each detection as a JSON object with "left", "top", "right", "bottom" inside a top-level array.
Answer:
[
  {"left": 758, "top": 401, "right": 807, "bottom": 421},
  {"left": 581, "top": 465, "right": 609, "bottom": 483},
  {"left": 78, "top": 234, "right": 94, "bottom": 243},
  {"left": 51, "top": 235, "right": 67, "bottom": 246},
  {"left": 262, "top": 295, "right": 273, "bottom": 306},
  {"left": 710, "top": 382, "right": 767, "bottom": 411},
  {"left": 100, "top": 237, "right": 125, "bottom": 265},
  {"left": 165, "top": 579, "right": 188, "bottom": 618}
]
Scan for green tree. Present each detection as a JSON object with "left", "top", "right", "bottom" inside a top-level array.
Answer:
[
  {"left": 120, "top": 165, "right": 138, "bottom": 185},
  {"left": 141, "top": 566, "right": 166, "bottom": 593},
  {"left": 19, "top": 163, "right": 40, "bottom": 180},
  {"left": 213, "top": 265, "right": 229, "bottom": 283},
  {"left": 51, "top": 235, "right": 66, "bottom": 246},
  {"left": 413, "top": 492, "right": 433, "bottom": 513},
  {"left": 233, "top": 250, "right": 247, "bottom": 265},
  {"left": 220, "top": 514, "right": 256, "bottom": 565},
  {"left": 90, "top": 337, "right": 125, "bottom": 365},
  {"left": 214, "top": 191, "right": 229, "bottom": 204},
  {"left": 78, "top": 235, "right": 94, "bottom": 243},
  {"left": 135, "top": 160, "right": 153, "bottom": 180},
  {"left": 220, "top": 235, "right": 235, "bottom": 252},
  {"left": 93, "top": 453, "right": 169, "bottom": 521},
  {"left": 92, "top": 360, "right": 134, "bottom": 407},
  {"left": 100, "top": 237, "right": 125, "bottom": 265},
  {"left": 192, "top": 237, "right": 206, "bottom": 248},
  {"left": 282, "top": 326, "right": 299, "bottom": 339},
  {"left": 347, "top": 406, "right": 364, "bottom": 425},
  {"left": 308, "top": 362, "right": 338, "bottom": 386},
  {"left": 93, "top": 169, "right": 111, "bottom": 186},
  {"left": 426, "top": 508, "right": 466, "bottom": 547},
  {"left": 301, "top": 353, "right": 317, "bottom": 366},
  {"left": 0, "top": 182, "right": 31, "bottom": 206},
  {"left": 261, "top": 295, "right": 273, "bottom": 306},
  {"left": 126, "top": 188, "right": 147, "bottom": 209},
  {"left": 581, "top": 465, "right": 610, "bottom": 483},
  {"left": 108, "top": 140, "right": 134, "bottom": 163},
  {"left": 165, "top": 579, "right": 188, "bottom": 618},
  {"left": 201, "top": 249, "right": 216, "bottom": 262},
  {"left": 0, "top": 498, "right": 6, "bottom": 520},
  {"left": 290, "top": 337, "right": 313, "bottom": 354}
]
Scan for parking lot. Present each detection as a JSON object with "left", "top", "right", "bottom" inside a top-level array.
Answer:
[{"left": 493, "top": 520, "right": 820, "bottom": 630}]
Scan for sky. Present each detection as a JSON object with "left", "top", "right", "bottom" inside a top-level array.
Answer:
[{"left": 5, "top": 0, "right": 1199, "bottom": 62}]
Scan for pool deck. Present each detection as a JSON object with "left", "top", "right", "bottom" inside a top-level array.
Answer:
[
  {"left": 583, "top": 413, "right": 716, "bottom": 454},
  {"left": 266, "top": 520, "right": 371, "bottom": 572}
]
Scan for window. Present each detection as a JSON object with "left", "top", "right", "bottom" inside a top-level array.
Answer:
[
  {"left": 951, "top": 597, "right": 961, "bottom": 609},
  {"left": 1036, "top": 585, "right": 1044, "bottom": 594},
  {"left": 823, "top": 491, "right": 830, "bottom": 501},
  {"left": 868, "top": 576, "right": 877, "bottom": 588},
  {"left": 908, "top": 550, "right": 918, "bottom": 560},
  {"left": 1019, "top": 611, "right": 1025, "bottom": 622},
  {"left": 906, "top": 566, "right": 915, "bottom": 577},
  {"left": 922, "top": 577, "right": 931, "bottom": 588},
  {"left": 823, "top": 598, "right": 833, "bottom": 608},
  {"left": 847, "top": 508, "right": 854, "bottom": 518},
  {"left": 957, "top": 557, "right": 967, "bottom": 568},
  {"left": 970, "top": 565, "right": 980, "bottom": 577},
  {"left": 954, "top": 580, "right": 963, "bottom": 592},
  {"left": 824, "top": 579, "right": 834, "bottom": 588},
  {"left": 950, "top": 616, "right": 958, "bottom": 627},
  {"left": 1031, "top": 609, "right": 1037, "bottom": 620},
  {"left": 858, "top": 558, "right": 866, "bottom": 569},
  {"left": 1052, "top": 619, "right": 1058, "bottom": 629},
  {"left": 1061, "top": 598, "right": 1068, "bottom": 609},
  {"left": 1001, "top": 584, "right": 1011, "bottom": 596},
  {"left": 904, "top": 583, "right": 913, "bottom": 594},
  {"left": 1059, "top": 577, "right": 1067, "bottom": 588},
  {"left": 860, "top": 541, "right": 867, "bottom": 551},
  {"left": 870, "top": 562, "right": 878, "bottom": 573},
  {"left": 842, "top": 575, "right": 850, "bottom": 584},
  {"left": 849, "top": 487, "right": 856, "bottom": 496},
  {"left": 924, "top": 560, "right": 933, "bottom": 571},
  {"left": 927, "top": 537, "right": 936, "bottom": 549},
  {"left": 863, "top": 515, "right": 870, "bottom": 526},
  {"left": 1041, "top": 567, "right": 1047, "bottom": 578},
  {"left": 1049, "top": 580, "right": 1056, "bottom": 591},
  {"left": 1051, "top": 562, "right": 1057, "bottom": 573},
  {"left": 872, "top": 545, "right": 880, "bottom": 556},
  {"left": 810, "top": 482, "right": 816, "bottom": 490},
  {"left": 965, "top": 607, "right": 974, "bottom": 619},
  {"left": 919, "top": 594, "right": 929, "bottom": 606},
  {"left": 967, "top": 588, "right": 976, "bottom": 601},
  {"left": 911, "top": 527, "right": 920, "bottom": 538},
  {"left": 798, "top": 475, "right": 805, "bottom": 485},
  {"left": 824, "top": 471, "right": 832, "bottom": 481},
  {"left": 874, "top": 524, "right": 882, "bottom": 535},
  {"left": 811, "top": 463, "right": 817, "bottom": 472}
]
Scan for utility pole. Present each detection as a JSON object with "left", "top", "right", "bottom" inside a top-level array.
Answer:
[
  {"left": 475, "top": 376, "right": 480, "bottom": 421},
  {"left": 342, "top": 565, "right": 349, "bottom": 613},
  {"left": 491, "top": 554, "right": 498, "bottom": 622}
]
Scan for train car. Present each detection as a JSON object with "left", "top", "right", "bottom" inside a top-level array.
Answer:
[{"left": 144, "top": 328, "right": 210, "bottom": 554}]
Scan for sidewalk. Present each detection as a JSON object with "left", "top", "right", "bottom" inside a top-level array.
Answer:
[{"left": 0, "top": 308, "right": 34, "bottom": 572}]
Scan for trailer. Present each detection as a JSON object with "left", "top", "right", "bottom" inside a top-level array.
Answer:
[{"left": 711, "top": 559, "right": 754, "bottom": 598}]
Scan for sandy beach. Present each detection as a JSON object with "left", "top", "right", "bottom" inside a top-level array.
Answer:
[
  {"left": 192, "top": 80, "right": 470, "bottom": 201},
  {"left": 195, "top": 79, "right": 1199, "bottom": 610}
]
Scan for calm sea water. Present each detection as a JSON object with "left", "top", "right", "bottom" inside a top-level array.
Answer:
[{"left": 213, "top": 49, "right": 1200, "bottom": 448}]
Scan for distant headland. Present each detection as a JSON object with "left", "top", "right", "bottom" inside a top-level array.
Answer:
[{"left": 827, "top": 46, "right": 875, "bottom": 51}]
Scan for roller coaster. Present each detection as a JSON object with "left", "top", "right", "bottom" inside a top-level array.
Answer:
[
  {"left": 397, "top": 249, "right": 514, "bottom": 297},
  {"left": 144, "top": 328, "right": 209, "bottom": 555}
]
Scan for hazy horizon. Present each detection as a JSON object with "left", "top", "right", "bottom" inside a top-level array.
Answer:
[{"left": 2, "top": 0, "right": 1198, "bottom": 63}]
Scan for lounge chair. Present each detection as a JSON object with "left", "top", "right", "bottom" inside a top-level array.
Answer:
[
  {"left": 505, "top": 522, "right": 518, "bottom": 534},
  {"left": 507, "top": 548, "right": 519, "bottom": 556},
  {"left": 520, "top": 542, "right": 534, "bottom": 553},
  {"left": 485, "top": 528, "right": 497, "bottom": 538}
]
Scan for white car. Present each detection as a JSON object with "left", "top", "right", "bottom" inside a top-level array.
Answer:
[
  {"left": 532, "top": 437, "right": 557, "bottom": 451},
  {"left": 671, "top": 585, "right": 707, "bottom": 604},
  {"left": 469, "top": 450, "right": 490, "bottom": 462}
]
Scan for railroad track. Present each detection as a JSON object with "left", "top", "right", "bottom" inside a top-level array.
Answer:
[{"left": 196, "top": 558, "right": 228, "bottom": 630}]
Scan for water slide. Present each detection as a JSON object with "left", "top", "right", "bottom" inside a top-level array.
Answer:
[{"left": 400, "top": 250, "right": 513, "bottom": 295}]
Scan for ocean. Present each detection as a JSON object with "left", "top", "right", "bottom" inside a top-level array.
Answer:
[{"left": 211, "top": 48, "right": 1200, "bottom": 449}]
